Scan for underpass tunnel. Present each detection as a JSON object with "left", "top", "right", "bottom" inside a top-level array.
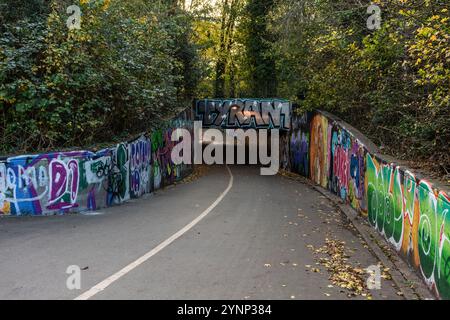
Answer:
[
  {"left": 201, "top": 129, "right": 286, "bottom": 166},
  {"left": 193, "top": 99, "right": 293, "bottom": 168}
]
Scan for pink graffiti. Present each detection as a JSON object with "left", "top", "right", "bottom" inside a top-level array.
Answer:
[
  {"left": 333, "top": 146, "right": 349, "bottom": 188},
  {"left": 47, "top": 159, "right": 79, "bottom": 211}
]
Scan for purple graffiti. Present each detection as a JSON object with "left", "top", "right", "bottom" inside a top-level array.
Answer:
[{"left": 47, "top": 159, "right": 79, "bottom": 211}]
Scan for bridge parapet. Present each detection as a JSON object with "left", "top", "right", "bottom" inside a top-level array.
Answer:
[
  {"left": 0, "top": 108, "right": 194, "bottom": 217},
  {"left": 282, "top": 109, "right": 450, "bottom": 300}
]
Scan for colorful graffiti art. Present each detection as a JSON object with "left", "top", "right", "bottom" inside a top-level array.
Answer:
[
  {"left": 366, "top": 155, "right": 406, "bottom": 251},
  {"left": 0, "top": 152, "right": 91, "bottom": 215},
  {"left": 152, "top": 128, "right": 177, "bottom": 188},
  {"left": 84, "top": 153, "right": 112, "bottom": 211},
  {"left": 290, "top": 113, "right": 310, "bottom": 177},
  {"left": 195, "top": 99, "right": 292, "bottom": 130},
  {"left": 285, "top": 110, "right": 449, "bottom": 299},
  {"left": 151, "top": 114, "right": 194, "bottom": 190},
  {"left": 329, "top": 126, "right": 351, "bottom": 200},
  {"left": 417, "top": 182, "right": 450, "bottom": 298},
  {"left": 366, "top": 154, "right": 450, "bottom": 298},
  {"left": 349, "top": 140, "right": 366, "bottom": 213},
  {"left": 309, "top": 114, "right": 329, "bottom": 188},
  {"left": 130, "top": 136, "right": 152, "bottom": 198},
  {"left": 0, "top": 109, "right": 193, "bottom": 216}
]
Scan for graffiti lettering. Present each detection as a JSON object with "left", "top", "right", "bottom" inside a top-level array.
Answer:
[
  {"left": 195, "top": 99, "right": 291, "bottom": 130},
  {"left": 284, "top": 110, "right": 449, "bottom": 299},
  {"left": 0, "top": 109, "right": 193, "bottom": 216}
]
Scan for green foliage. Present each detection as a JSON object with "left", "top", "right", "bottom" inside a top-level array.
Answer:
[
  {"left": 0, "top": 0, "right": 201, "bottom": 154},
  {"left": 241, "top": 0, "right": 277, "bottom": 97},
  {"left": 271, "top": 0, "right": 449, "bottom": 176},
  {"left": 1, "top": 0, "right": 448, "bottom": 176}
]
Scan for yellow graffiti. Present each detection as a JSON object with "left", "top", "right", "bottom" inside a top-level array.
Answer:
[
  {"left": 309, "top": 114, "right": 329, "bottom": 188},
  {"left": 0, "top": 201, "right": 11, "bottom": 215}
]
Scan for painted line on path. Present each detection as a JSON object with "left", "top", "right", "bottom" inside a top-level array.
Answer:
[{"left": 75, "top": 166, "right": 234, "bottom": 300}]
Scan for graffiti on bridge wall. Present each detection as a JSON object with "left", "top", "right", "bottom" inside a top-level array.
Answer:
[
  {"left": 107, "top": 143, "right": 130, "bottom": 205},
  {"left": 195, "top": 99, "right": 292, "bottom": 130},
  {"left": 328, "top": 125, "right": 366, "bottom": 213},
  {"left": 349, "top": 141, "right": 366, "bottom": 213},
  {"left": 0, "top": 110, "right": 193, "bottom": 216},
  {"left": 366, "top": 154, "right": 450, "bottom": 298},
  {"left": 286, "top": 110, "right": 449, "bottom": 299},
  {"left": 329, "top": 126, "right": 351, "bottom": 200},
  {"left": 152, "top": 128, "right": 175, "bottom": 189},
  {"left": 0, "top": 151, "right": 94, "bottom": 215},
  {"left": 84, "top": 153, "right": 112, "bottom": 211},
  {"left": 289, "top": 112, "right": 310, "bottom": 177},
  {"left": 151, "top": 116, "right": 194, "bottom": 190},
  {"left": 130, "top": 137, "right": 152, "bottom": 199},
  {"left": 309, "top": 114, "right": 329, "bottom": 188}
]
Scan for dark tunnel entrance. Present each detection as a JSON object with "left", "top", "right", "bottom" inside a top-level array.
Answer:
[{"left": 194, "top": 99, "right": 293, "bottom": 167}]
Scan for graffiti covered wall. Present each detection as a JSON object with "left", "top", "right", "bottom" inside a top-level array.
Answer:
[
  {"left": 289, "top": 112, "right": 311, "bottom": 177},
  {"left": 195, "top": 99, "right": 292, "bottom": 130},
  {"left": 285, "top": 110, "right": 450, "bottom": 299},
  {"left": 0, "top": 109, "right": 193, "bottom": 216}
]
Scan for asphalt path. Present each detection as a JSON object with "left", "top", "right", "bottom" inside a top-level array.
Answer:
[{"left": 0, "top": 165, "right": 403, "bottom": 300}]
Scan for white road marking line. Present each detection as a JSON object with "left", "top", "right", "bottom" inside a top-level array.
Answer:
[{"left": 74, "top": 166, "right": 234, "bottom": 300}]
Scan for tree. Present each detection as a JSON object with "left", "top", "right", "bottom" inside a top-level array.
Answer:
[
  {"left": 242, "top": 0, "right": 277, "bottom": 98},
  {"left": 214, "top": 0, "right": 243, "bottom": 98},
  {"left": 270, "top": 0, "right": 449, "bottom": 177},
  {"left": 0, "top": 0, "right": 201, "bottom": 153}
]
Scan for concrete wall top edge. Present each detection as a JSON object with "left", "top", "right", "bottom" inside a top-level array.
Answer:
[
  {"left": 0, "top": 107, "right": 193, "bottom": 162},
  {"left": 316, "top": 109, "right": 380, "bottom": 153},
  {"left": 315, "top": 109, "right": 449, "bottom": 194}
]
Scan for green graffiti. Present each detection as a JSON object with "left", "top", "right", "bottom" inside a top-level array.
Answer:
[
  {"left": 418, "top": 181, "right": 450, "bottom": 297},
  {"left": 116, "top": 144, "right": 128, "bottom": 200},
  {"left": 152, "top": 130, "right": 163, "bottom": 152},
  {"left": 366, "top": 155, "right": 403, "bottom": 249},
  {"left": 418, "top": 182, "right": 437, "bottom": 280},
  {"left": 437, "top": 192, "right": 450, "bottom": 298},
  {"left": 404, "top": 172, "right": 416, "bottom": 224}
]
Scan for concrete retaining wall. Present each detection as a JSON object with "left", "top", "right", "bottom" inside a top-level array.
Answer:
[
  {"left": 282, "top": 109, "right": 450, "bottom": 299},
  {"left": 0, "top": 108, "right": 194, "bottom": 216}
]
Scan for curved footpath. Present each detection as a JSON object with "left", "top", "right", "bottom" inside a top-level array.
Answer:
[{"left": 0, "top": 165, "right": 415, "bottom": 300}]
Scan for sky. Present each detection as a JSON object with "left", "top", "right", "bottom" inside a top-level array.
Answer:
[{"left": 184, "top": 0, "right": 220, "bottom": 12}]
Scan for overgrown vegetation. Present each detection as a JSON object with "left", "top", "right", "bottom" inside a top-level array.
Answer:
[
  {"left": 0, "top": 0, "right": 201, "bottom": 154},
  {"left": 270, "top": 0, "right": 449, "bottom": 178},
  {"left": 189, "top": 0, "right": 448, "bottom": 177},
  {"left": 1, "top": 0, "right": 448, "bottom": 177}
]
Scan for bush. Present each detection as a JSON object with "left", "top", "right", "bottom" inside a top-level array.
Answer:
[{"left": 0, "top": 0, "right": 200, "bottom": 154}]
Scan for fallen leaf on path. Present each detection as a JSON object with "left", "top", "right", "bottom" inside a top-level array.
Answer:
[{"left": 313, "top": 238, "right": 372, "bottom": 298}]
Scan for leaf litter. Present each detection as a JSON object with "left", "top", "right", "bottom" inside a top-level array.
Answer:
[{"left": 307, "top": 238, "right": 373, "bottom": 299}]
